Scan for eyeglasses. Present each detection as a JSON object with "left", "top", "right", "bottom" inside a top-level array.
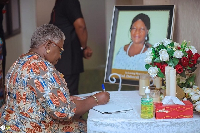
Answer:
[{"left": 49, "top": 41, "right": 64, "bottom": 55}]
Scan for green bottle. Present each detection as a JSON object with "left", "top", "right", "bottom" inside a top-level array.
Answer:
[{"left": 141, "top": 86, "right": 153, "bottom": 119}]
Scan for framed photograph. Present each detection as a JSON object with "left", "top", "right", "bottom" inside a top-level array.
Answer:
[{"left": 104, "top": 5, "right": 175, "bottom": 86}]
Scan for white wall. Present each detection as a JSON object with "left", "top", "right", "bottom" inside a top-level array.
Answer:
[
  {"left": 5, "top": 0, "right": 37, "bottom": 73},
  {"left": 80, "top": 0, "right": 107, "bottom": 69},
  {"left": 169, "top": 0, "right": 200, "bottom": 86},
  {"left": 36, "top": 0, "right": 55, "bottom": 26}
]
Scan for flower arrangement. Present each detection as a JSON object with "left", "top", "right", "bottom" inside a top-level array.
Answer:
[
  {"left": 183, "top": 86, "right": 200, "bottom": 112},
  {"left": 145, "top": 38, "right": 200, "bottom": 88}
]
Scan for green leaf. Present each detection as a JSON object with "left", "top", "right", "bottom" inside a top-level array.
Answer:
[
  {"left": 169, "top": 42, "right": 174, "bottom": 47},
  {"left": 145, "top": 64, "right": 151, "bottom": 70},
  {"left": 167, "top": 48, "right": 174, "bottom": 56},
  {"left": 157, "top": 69, "right": 165, "bottom": 78},
  {"left": 166, "top": 59, "right": 174, "bottom": 67},
  {"left": 172, "top": 58, "right": 179, "bottom": 66},
  {"left": 154, "top": 57, "right": 161, "bottom": 63},
  {"left": 160, "top": 44, "right": 167, "bottom": 50},
  {"left": 182, "top": 51, "right": 187, "bottom": 56}
]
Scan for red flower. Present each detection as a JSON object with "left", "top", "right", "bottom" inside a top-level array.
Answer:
[
  {"left": 188, "top": 62, "right": 194, "bottom": 67},
  {"left": 181, "top": 57, "right": 189, "bottom": 67},
  {"left": 193, "top": 53, "right": 200, "bottom": 61},
  {"left": 177, "top": 46, "right": 181, "bottom": 50},
  {"left": 154, "top": 62, "right": 162, "bottom": 68},
  {"left": 187, "top": 50, "right": 193, "bottom": 59},
  {"left": 192, "top": 59, "right": 197, "bottom": 65},
  {"left": 175, "top": 64, "right": 183, "bottom": 74},
  {"left": 159, "top": 63, "right": 168, "bottom": 73}
]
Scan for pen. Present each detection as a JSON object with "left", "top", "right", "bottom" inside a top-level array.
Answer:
[{"left": 102, "top": 84, "right": 106, "bottom": 92}]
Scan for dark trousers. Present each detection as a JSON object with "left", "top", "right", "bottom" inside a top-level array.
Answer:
[{"left": 64, "top": 74, "right": 80, "bottom": 96}]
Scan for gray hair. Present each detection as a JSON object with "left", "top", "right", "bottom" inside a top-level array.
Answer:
[{"left": 30, "top": 24, "right": 65, "bottom": 48}]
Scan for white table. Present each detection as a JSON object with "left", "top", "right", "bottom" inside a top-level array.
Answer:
[{"left": 86, "top": 91, "right": 200, "bottom": 133}]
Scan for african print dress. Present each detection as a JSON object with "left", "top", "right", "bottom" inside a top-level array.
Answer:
[{"left": 0, "top": 53, "right": 86, "bottom": 133}]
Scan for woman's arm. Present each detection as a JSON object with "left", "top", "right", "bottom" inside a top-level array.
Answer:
[
  {"left": 32, "top": 61, "right": 109, "bottom": 121},
  {"left": 72, "top": 92, "right": 110, "bottom": 119}
]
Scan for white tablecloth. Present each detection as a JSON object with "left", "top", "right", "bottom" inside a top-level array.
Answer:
[{"left": 86, "top": 91, "right": 200, "bottom": 133}]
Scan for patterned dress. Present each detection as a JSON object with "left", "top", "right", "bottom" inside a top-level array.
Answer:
[{"left": 0, "top": 53, "right": 86, "bottom": 133}]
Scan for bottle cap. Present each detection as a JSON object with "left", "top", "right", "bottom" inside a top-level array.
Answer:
[{"left": 144, "top": 86, "right": 150, "bottom": 94}]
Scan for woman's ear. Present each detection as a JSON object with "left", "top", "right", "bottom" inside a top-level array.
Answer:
[{"left": 43, "top": 41, "right": 51, "bottom": 54}]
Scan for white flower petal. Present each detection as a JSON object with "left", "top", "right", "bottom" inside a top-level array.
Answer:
[
  {"left": 173, "top": 50, "right": 184, "bottom": 58},
  {"left": 144, "top": 56, "right": 153, "bottom": 64},
  {"left": 159, "top": 49, "right": 169, "bottom": 61},
  {"left": 195, "top": 104, "right": 200, "bottom": 112},
  {"left": 191, "top": 94, "right": 200, "bottom": 101},
  {"left": 147, "top": 67, "right": 158, "bottom": 77}
]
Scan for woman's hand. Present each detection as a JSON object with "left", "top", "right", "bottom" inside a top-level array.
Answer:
[
  {"left": 73, "top": 92, "right": 110, "bottom": 118},
  {"left": 93, "top": 92, "right": 110, "bottom": 105}
]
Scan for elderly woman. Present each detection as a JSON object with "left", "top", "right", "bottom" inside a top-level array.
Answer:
[{"left": 0, "top": 24, "right": 110, "bottom": 132}]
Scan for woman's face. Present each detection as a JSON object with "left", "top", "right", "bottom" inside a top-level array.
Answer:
[
  {"left": 130, "top": 19, "right": 148, "bottom": 44},
  {"left": 45, "top": 39, "right": 64, "bottom": 65}
]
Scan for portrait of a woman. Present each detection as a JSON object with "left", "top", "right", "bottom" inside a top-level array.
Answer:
[{"left": 112, "top": 13, "right": 151, "bottom": 71}]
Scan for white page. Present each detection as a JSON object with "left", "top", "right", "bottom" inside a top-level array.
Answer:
[
  {"left": 92, "top": 91, "right": 133, "bottom": 114},
  {"left": 92, "top": 99, "right": 133, "bottom": 114}
]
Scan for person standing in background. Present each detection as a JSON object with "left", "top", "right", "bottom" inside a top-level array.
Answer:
[
  {"left": 0, "top": 0, "right": 9, "bottom": 102},
  {"left": 49, "top": 0, "right": 93, "bottom": 96}
]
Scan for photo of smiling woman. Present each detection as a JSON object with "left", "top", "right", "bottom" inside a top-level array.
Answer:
[{"left": 112, "top": 13, "right": 151, "bottom": 71}]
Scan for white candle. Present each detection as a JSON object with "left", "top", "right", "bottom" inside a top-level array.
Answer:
[
  {"left": 154, "top": 77, "right": 162, "bottom": 89},
  {"left": 165, "top": 66, "right": 171, "bottom": 96},
  {"left": 169, "top": 68, "right": 176, "bottom": 97}
]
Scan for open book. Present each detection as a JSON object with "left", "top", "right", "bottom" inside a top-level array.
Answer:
[{"left": 77, "top": 91, "right": 133, "bottom": 114}]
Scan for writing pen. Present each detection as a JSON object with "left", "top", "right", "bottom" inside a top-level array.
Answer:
[{"left": 102, "top": 84, "right": 106, "bottom": 92}]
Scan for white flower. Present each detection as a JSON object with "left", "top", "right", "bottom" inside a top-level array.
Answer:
[
  {"left": 162, "top": 38, "right": 172, "bottom": 46},
  {"left": 191, "top": 94, "right": 200, "bottom": 101},
  {"left": 148, "top": 67, "right": 158, "bottom": 77},
  {"left": 192, "top": 88, "right": 199, "bottom": 93},
  {"left": 195, "top": 104, "right": 200, "bottom": 112},
  {"left": 189, "top": 92, "right": 195, "bottom": 96},
  {"left": 144, "top": 56, "right": 153, "bottom": 64},
  {"left": 174, "top": 42, "right": 180, "bottom": 48},
  {"left": 194, "top": 101, "right": 200, "bottom": 106},
  {"left": 184, "top": 88, "right": 192, "bottom": 93},
  {"left": 159, "top": 49, "right": 169, "bottom": 61},
  {"left": 193, "top": 85, "right": 199, "bottom": 89},
  {"left": 185, "top": 47, "right": 189, "bottom": 51},
  {"left": 153, "top": 42, "right": 160, "bottom": 48},
  {"left": 189, "top": 46, "right": 197, "bottom": 54},
  {"left": 146, "top": 48, "right": 153, "bottom": 56},
  {"left": 173, "top": 50, "right": 184, "bottom": 58}
]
